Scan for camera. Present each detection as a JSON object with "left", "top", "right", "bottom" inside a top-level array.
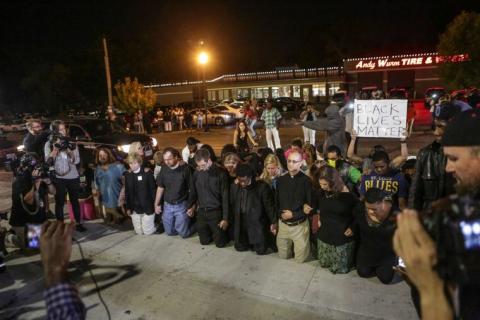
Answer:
[
  {"left": 34, "top": 162, "right": 53, "bottom": 180},
  {"left": 52, "top": 135, "right": 76, "bottom": 151},
  {"left": 15, "top": 153, "right": 38, "bottom": 177},
  {"left": 422, "top": 196, "right": 480, "bottom": 286}
]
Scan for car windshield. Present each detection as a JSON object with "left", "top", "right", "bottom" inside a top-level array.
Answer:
[
  {"left": 390, "top": 90, "right": 406, "bottom": 97},
  {"left": 332, "top": 93, "right": 345, "bottom": 99},
  {"left": 214, "top": 106, "right": 229, "bottom": 111},
  {"left": 427, "top": 89, "right": 445, "bottom": 97},
  {"left": 82, "top": 121, "right": 125, "bottom": 136}
]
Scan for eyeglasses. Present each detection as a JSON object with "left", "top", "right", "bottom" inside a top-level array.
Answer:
[{"left": 287, "top": 159, "right": 302, "bottom": 164}]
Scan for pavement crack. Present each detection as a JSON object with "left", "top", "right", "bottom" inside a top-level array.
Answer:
[{"left": 301, "top": 264, "right": 318, "bottom": 301}]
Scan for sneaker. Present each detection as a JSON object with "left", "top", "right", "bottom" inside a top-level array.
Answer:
[{"left": 75, "top": 224, "right": 87, "bottom": 233}]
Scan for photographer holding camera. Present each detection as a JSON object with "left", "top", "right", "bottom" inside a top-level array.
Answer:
[
  {"left": 23, "top": 119, "right": 50, "bottom": 159},
  {"left": 9, "top": 153, "right": 55, "bottom": 250},
  {"left": 394, "top": 109, "right": 480, "bottom": 320},
  {"left": 44, "top": 120, "right": 86, "bottom": 232}
]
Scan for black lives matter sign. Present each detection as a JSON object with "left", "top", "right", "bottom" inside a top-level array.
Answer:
[{"left": 353, "top": 100, "right": 407, "bottom": 138}]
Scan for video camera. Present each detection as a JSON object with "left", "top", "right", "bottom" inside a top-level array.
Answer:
[
  {"left": 51, "top": 134, "right": 76, "bottom": 151},
  {"left": 15, "top": 153, "right": 54, "bottom": 180},
  {"left": 422, "top": 195, "right": 480, "bottom": 286}
]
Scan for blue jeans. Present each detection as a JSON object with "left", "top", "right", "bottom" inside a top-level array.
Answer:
[{"left": 163, "top": 201, "right": 191, "bottom": 238}]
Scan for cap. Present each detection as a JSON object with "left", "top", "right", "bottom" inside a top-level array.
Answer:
[{"left": 442, "top": 109, "right": 480, "bottom": 146}]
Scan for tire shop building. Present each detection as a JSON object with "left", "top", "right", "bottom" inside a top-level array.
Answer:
[{"left": 148, "top": 52, "right": 468, "bottom": 105}]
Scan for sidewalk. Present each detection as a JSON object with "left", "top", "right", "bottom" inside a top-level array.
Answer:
[
  {"left": 1, "top": 221, "right": 417, "bottom": 320},
  {"left": 0, "top": 167, "right": 417, "bottom": 319}
]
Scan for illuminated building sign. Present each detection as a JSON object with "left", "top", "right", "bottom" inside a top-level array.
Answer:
[{"left": 344, "top": 53, "right": 469, "bottom": 71}]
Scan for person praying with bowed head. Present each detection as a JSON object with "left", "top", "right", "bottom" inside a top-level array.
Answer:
[
  {"left": 308, "top": 166, "right": 359, "bottom": 274},
  {"left": 275, "top": 150, "right": 313, "bottom": 263},
  {"left": 187, "top": 148, "right": 230, "bottom": 248},
  {"left": 230, "top": 164, "right": 277, "bottom": 255},
  {"left": 354, "top": 188, "right": 398, "bottom": 284}
]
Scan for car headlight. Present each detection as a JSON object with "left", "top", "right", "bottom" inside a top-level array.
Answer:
[
  {"left": 225, "top": 114, "right": 232, "bottom": 119},
  {"left": 118, "top": 144, "right": 130, "bottom": 153},
  {"left": 17, "top": 145, "right": 25, "bottom": 152},
  {"left": 151, "top": 137, "right": 158, "bottom": 147}
]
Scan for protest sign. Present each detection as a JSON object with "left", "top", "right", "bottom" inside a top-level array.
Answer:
[{"left": 353, "top": 99, "right": 408, "bottom": 138}]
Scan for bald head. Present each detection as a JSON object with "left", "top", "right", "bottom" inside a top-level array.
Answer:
[{"left": 287, "top": 151, "right": 303, "bottom": 175}]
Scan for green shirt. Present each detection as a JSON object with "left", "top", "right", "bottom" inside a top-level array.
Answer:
[{"left": 260, "top": 108, "right": 282, "bottom": 129}]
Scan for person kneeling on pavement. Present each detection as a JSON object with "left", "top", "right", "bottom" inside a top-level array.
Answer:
[
  {"left": 354, "top": 188, "right": 398, "bottom": 284},
  {"left": 154, "top": 147, "right": 194, "bottom": 238},
  {"left": 125, "top": 153, "right": 157, "bottom": 235},
  {"left": 93, "top": 148, "right": 126, "bottom": 224},
  {"left": 275, "top": 150, "right": 313, "bottom": 263},
  {"left": 9, "top": 153, "right": 55, "bottom": 250},
  {"left": 187, "top": 148, "right": 229, "bottom": 247},
  {"left": 230, "top": 164, "right": 277, "bottom": 254}
]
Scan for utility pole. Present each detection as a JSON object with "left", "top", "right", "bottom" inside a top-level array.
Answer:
[{"left": 103, "top": 37, "right": 113, "bottom": 108}]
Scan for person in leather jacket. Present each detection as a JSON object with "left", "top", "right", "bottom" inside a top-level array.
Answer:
[{"left": 408, "top": 102, "right": 461, "bottom": 210}]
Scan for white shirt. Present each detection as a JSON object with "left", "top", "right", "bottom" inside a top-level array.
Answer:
[{"left": 181, "top": 143, "right": 203, "bottom": 163}]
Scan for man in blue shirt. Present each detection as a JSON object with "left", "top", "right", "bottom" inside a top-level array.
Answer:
[
  {"left": 359, "top": 150, "right": 409, "bottom": 210},
  {"left": 93, "top": 148, "right": 126, "bottom": 223}
]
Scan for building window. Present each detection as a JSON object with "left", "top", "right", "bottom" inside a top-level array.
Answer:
[
  {"left": 272, "top": 86, "right": 290, "bottom": 98},
  {"left": 253, "top": 87, "right": 269, "bottom": 99},
  {"left": 292, "top": 86, "right": 301, "bottom": 98},
  {"left": 207, "top": 90, "right": 216, "bottom": 101},
  {"left": 312, "top": 83, "right": 326, "bottom": 96},
  {"left": 328, "top": 83, "right": 340, "bottom": 96},
  {"left": 235, "top": 88, "right": 250, "bottom": 99}
]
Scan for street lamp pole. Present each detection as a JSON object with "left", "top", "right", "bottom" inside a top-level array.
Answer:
[
  {"left": 202, "top": 64, "right": 208, "bottom": 132},
  {"left": 197, "top": 51, "right": 209, "bottom": 132}
]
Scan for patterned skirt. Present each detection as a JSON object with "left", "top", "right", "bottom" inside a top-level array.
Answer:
[{"left": 317, "top": 239, "right": 355, "bottom": 274}]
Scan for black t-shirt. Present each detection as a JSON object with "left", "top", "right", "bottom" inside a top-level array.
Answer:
[
  {"left": 316, "top": 190, "right": 358, "bottom": 246},
  {"left": 353, "top": 203, "right": 396, "bottom": 267},
  {"left": 9, "top": 175, "right": 48, "bottom": 227},
  {"left": 156, "top": 164, "right": 191, "bottom": 204},
  {"left": 78, "top": 167, "right": 93, "bottom": 199}
]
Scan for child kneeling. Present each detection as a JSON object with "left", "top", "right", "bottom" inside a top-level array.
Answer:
[{"left": 125, "top": 154, "right": 157, "bottom": 235}]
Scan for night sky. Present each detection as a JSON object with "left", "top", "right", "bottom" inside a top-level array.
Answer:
[{"left": 1, "top": 0, "right": 479, "bottom": 112}]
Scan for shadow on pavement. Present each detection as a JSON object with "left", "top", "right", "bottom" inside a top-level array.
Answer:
[{"left": 0, "top": 257, "right": 141, "bottom": 320}]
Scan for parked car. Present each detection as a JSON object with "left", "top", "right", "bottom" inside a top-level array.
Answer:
[
  {"left": 191, "top": 107, "right": 236, "bottom": 126},
  {"left": 388, "top": 88, "right": 409, "bottom": 99},
  {"left": 0, "top": 119, "right": 26, "bottom": 132},
  {"left": 271, "top": 97, "right": 304, "bottom": 112},
  {"left": 214, "top": 103, "right": 244, "bottom": 119},
  {"left": 451, "top": 89, "right": 468, "bottom": 102},
  {"left": 360, "top": 86, "right": 382, "bottom": 99},
  {"left": 424, "top": 87, "right": 446, "bottom": 108},
  {"left": 30, "top": 118, "right": 157, "bottom": 167},
  {"left": 331, "top": 90, "right": 349, "bottom": 106}
]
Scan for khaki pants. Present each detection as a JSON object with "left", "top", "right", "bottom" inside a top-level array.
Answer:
[
  {"left": 103, "top": 206, "right": 124, "bottom": 223},
  {"left": 277, "top": 219, "right": 311, "bottom": 263},
  {"left": 131, "top": 212, "right": 155, "bottom": 235}
]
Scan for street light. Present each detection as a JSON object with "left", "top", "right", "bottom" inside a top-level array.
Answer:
[
  {"left": 198, "top": 52, "right": 209, "bottom": 65},
  {"left": 197, "top": 51, "right": 209, "bottom": 132}
]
